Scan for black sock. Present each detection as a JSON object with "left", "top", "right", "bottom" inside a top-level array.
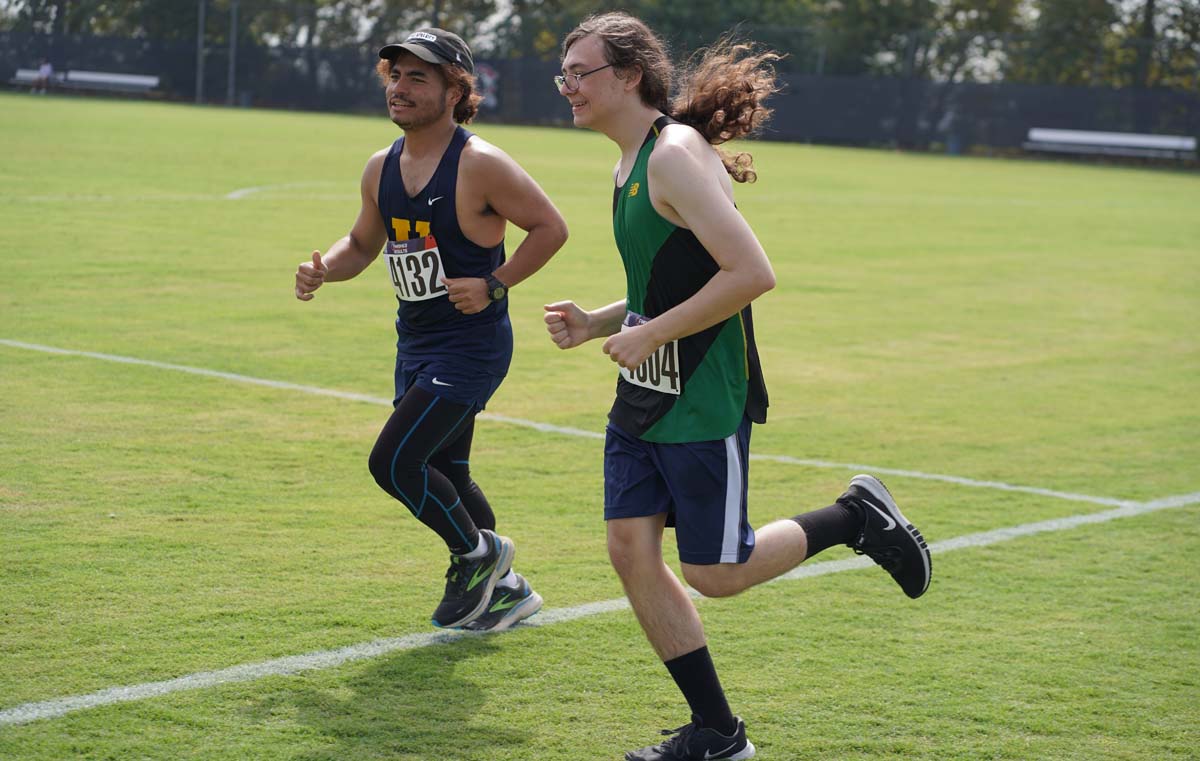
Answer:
[
  {"left": 793, "top": 502, "right": 861, "bottom": 560},
  {"left": 664, "top": 646, "right": 737, "bottom": 736}
]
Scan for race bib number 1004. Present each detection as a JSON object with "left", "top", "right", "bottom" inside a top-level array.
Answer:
[
  {"left": 385, "top": 236, "right": 448, "bottom": 302},
  {"left": 619, "top": 311, "right": 681, "bottom": 395}
]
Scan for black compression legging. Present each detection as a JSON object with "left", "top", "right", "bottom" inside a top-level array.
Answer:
[{"left": 367, "top": 385, "right": 497, "bottom": 555}]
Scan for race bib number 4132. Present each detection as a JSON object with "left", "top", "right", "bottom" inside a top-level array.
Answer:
[
  {"left": 384, "top": 236, "right": 448, "bottom": 302},
  {"left": 619, "top": 311, "right": 681, "bottom": 395}
]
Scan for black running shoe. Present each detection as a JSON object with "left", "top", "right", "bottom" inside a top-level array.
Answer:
[
  {"left": 430, "top": 529, "right": 515, "bottom": 629},
  {"left": 461, "top": 573, "right": 543, "bottom": 632},
  {"left": 624, "top": 715, "right": 755, "bottom": 761},
  {"left": 839, "top": 474, "right": 931, "bottom": 599}
]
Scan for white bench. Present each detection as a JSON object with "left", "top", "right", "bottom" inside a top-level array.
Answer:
[
  {"left": 8, "top": 68, "right": 160, "bottom": 95},
  {"left": 1023, "top": 128, "right": 1197, "bottom": 161},
  {"left": 10, "top": 67, "right": 66, "bottom": 87}
]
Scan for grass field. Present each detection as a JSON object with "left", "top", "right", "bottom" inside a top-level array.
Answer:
[{"left": 1, "top": 91, "right": 1198, "bottom": 760}]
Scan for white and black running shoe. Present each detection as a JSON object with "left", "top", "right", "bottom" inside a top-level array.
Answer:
[
  {"left": 624, "top": 715, "right": 755, "bottom": 761},
  {"left": 431, "top": 529, "right": 515, "bottom": 628},
  {"left": 840, "top": 474, "right": 931, "bottom": 599},
  {"left": 461, "top": 573, "right": 543, "bottom": 632}
]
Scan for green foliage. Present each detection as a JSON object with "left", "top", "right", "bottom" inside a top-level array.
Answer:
[
  {"left": 1007, "top": 0, "right": 1120, "bottom": 85},
  {"left": 0, "top": 0, "right": 505, "bottom": 50},
  {"left": 815, "top": 0, "right": 1021, "bottom": 80},
  {"left": 1005, "top": 0, "right": 1200, "bottom": 88},
  {"left": 3, "top": 0, "right": 1196, "bottom": 89},
  {"left": 491, "top": 0, "right": 818, "bottom": 66}
]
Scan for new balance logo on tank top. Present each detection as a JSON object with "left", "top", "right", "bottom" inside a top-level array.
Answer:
[
  {"left": 610, "top": 116, "right": 768, "bottom": 444},
  {"left": 377, "top": 126, "right": 511, "bottom": 376}
]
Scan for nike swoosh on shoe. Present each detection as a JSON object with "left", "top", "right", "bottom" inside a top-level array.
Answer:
[
  {"left": 705, "top": 742, "right": 739, "bottom": 759},
  {"left": 862, "top": 497, "right": 897, "bottom": 530}
]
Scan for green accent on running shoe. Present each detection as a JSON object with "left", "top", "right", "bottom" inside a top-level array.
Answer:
[
  {"left": 488, "top": 592, "right": 519, "bottom": 613},
  {"left": 467, "top": 560, "right": 496, "bottom": 591}
]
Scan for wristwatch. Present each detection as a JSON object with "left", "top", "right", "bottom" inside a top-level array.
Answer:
[{"left": 485, "top": 273, "right": 508, "bottom": 302}]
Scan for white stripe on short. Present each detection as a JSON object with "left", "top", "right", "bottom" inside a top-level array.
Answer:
[{"left": 721, "top": 431, "right": 743, "bottom": 562}]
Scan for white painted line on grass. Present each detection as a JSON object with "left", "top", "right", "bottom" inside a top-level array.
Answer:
[
  {"left": 2, "top": 490, "right": 1196, "bottom": 727},
  {"left": 11, "top": 193, "right": 221, "bottom": 203},
  {"left": 224, "top": 181, "right": 345, "bottom": 200},
  {"left": 1141, "top": 492, "right": 1200, "bottom": 510},
  {"left": 0, "top": 339, "right": 1154, "bottom": 508},
  {"left": 0, "top": 631, "right": 470, "bottom": 727},
  {"left": 7, "top": 183, "right": 352, "bottom": 204},
  {"left": 752, "top": 454, "right": 1136, "bottom": 508},
  {"left": 0, "top": 339, "right": 392, "bottom": 406}
]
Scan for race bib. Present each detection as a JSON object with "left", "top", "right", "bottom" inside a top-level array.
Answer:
[
  {"left": 384, "top": 236, "right": 448, "bottom": 302},
  {"left": 619, "top": 312, "right": 681, "bottom": 395}
]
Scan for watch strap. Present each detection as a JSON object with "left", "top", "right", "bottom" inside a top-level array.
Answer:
[{"left": 485, "top": 274, "right": 507, "bottom": 301}]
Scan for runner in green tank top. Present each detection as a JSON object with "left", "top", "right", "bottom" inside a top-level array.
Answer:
[
  {"left": 610, "top": 115, "right": 768, "bottom": 443},
  {"left": 545, "top": 13, "right": 932, "bottom": 761}
]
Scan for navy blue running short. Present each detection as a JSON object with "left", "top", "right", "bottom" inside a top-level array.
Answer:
[
  {"left": 394, "top": 357, "right": 505, "bottom": 411},
  {"left": 603, "top": 416, "right": 756, "bottom": 565}
]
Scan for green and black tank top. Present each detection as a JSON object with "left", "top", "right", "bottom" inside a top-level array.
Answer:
[{"left": 609, "top": 115, "right": 768, "bottom": 444}]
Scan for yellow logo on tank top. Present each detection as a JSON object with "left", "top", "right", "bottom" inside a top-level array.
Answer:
[
  {"left": 628, "top": 182, "right": 640, "bottom": 198},
  {"left": 392, "top": 218, "right": 431, "bottom": 239}
]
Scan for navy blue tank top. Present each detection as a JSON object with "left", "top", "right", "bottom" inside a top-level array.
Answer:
[{"left": 377, "top": 126, "right": 511, "bottom": 375}]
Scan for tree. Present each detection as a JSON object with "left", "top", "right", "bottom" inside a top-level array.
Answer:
[
  {"left": 814, "top": 0, "right": 1020, "bottom": 80},
  {"left": 1116, "top": 0, "right": 1200, "bottom": 90},
  {"left": 1003, "top": 0, "right": 1116, "bottom": 85},
  {"left": 485, "top": 0, "right": 817, "bottom": 66}
]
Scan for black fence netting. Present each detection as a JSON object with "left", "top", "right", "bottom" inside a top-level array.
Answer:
[{"left": 4, "top": 31, "right": 1198, "bottom": 154}]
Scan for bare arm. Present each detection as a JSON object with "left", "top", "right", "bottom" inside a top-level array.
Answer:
[
  {"left": 544, "top": 299, "right": 627, "bottom": 350},
  {"left": 600, "top": 130, "right": 775, "bottom": 369},
  {"left": 442, "top": 142, "right": 569, "bottom": 314},
  {"left": 485, "top": 150, "right": 568, "bottom": 288},
  {"left": 542, "top": 159, "right": 625, "bottom": 349},
  {"left": 294, "top": 151, "right": 389, "bottom": 300}
]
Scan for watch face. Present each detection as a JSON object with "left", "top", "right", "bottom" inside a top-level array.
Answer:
[{"left": 486, "top": 276, "right": 506, "bottom": 301}]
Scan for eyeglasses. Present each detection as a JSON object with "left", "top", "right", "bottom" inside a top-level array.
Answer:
[{"left": 554, "top": 63, "right": 614, "bottom": 93}]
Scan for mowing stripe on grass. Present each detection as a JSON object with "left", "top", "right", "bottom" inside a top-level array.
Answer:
[
  {"left": 1, "top": 491, "right": 1196, "bottom": 727},
  {"left": 0, "top": 339, "right": 1147, "bottom": 508}
]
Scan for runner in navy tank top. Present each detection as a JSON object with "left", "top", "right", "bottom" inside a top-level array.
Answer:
[
  {"left": 295, "top": 28, "right": 567, "bottom": 631},
  {"left": 378, "top": 125, "right": 511, "bottom": 376}
]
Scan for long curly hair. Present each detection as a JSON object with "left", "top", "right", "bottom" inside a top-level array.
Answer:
[
  {"left": 375, "top": 56, "right": 482, "bottom": 124},
  {"left": 563, "top": 13, "right": 780, "bottom": 183}
]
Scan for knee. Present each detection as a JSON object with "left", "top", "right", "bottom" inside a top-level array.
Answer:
[
  {"left": 367, "top": 443, "right": 420, "bottom": 495},
  {"left": 367, "top": 446, "right": 389, "bottom": 490},
  {"left": 367, "top": 443, "right": 395, "bottom": 491},
  {"left": 682, "top": 565, "right": 742, "bottom": 599},
  {"left": 606, "top": 534, "right": 638, "bottom": 579},
  {"left": 607, "top": 527, "right": 656, "bottom": 579}
]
